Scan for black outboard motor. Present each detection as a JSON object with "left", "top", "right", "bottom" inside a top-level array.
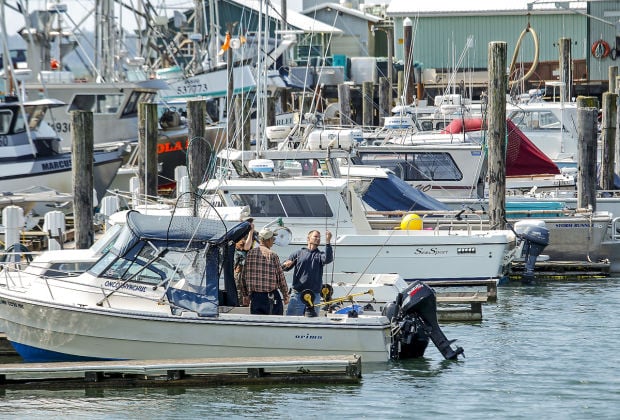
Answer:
[
  {"left": 515, "top": 220, "right": 550, "bottom": 283},
  {"left": 384, "top": 281, "right": 464, "bottom": 360}
]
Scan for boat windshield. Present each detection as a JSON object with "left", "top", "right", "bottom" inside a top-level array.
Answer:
[{"left": 88, "top": 245, "right": 205, "bottom": 287}]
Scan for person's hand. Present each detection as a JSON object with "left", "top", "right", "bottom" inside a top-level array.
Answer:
[
  {"left": 282, "top": 260, "right": 293, "bottom": 269},
  {"left": 283, "top": 296, "right": 290, "bottom": 305},
  {"left": 325, "top": 230, "right": 332, "bottom": 243},
  {"left": 242, "top": 296, "right": 250, "bottom": 306}
]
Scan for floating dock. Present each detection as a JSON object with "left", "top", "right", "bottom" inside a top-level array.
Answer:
[
  {"left": 430, "top": 279, "right": 497, "bottom": 322},
  {"left": 510, "top": 260, "right": 610, "bottom": 281},
  {"left": 0, "top": 354, "right": 362, "bottom": 389}
]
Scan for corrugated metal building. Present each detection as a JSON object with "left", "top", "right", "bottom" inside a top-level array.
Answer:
[{"left": 386, "top": 1, "right": 620, "bottom": 93}]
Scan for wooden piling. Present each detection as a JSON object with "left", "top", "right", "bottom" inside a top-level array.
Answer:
[
  {"left": 601, "top": 92, "right": 618, "bottom": 191},
  {"left": 403, "top": 17, "right": 414, "bottom": 105},
  {"left": 71, "top": 110, "right": 94, "bottom": 249},
  {"left": 609, "top": 66, "right": 618, "bottom": 94},
  {"left": 137, "top": 102, "right": 158, "bottom": 199},
  {"left": 487, "top": 42, "right": 507, "bottom": 231},
  {"left": 187, "top": 99, "right": 209, "bottom": 213},
  {"left": 235, "top": 95, "right": 251, "bottom": 150},
  {"left": 378, "top": 76, "right": 390, "bottom": 127},
  {"left": 576, "top": 96, "right": 599, "bottom": 211},
  {"left": 559, "top": 38, "right": 572, "bottom": 102},
  {"left": 338, "top": 83, "right": 352, "bottom": 126},
  {"left": 397, "top": 70, "right": 404, "bottom": 106},
  {"left": 227, "top": 44, "right": 235, "bottom": 146},
  {"left": 362, "top": 81, "right": 374, "bottom": 127}
]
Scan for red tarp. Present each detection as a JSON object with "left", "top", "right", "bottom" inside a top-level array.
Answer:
[{"left": 441, "top": 118, "right": 560, "bottom": 176}]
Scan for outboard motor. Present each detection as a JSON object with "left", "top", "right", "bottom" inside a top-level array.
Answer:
[
  {"left": 384, "top": 281, "right": 464, "bottom": 360},
  {"left": 515, "top": 220, "right": 550, "bottom": 283}
]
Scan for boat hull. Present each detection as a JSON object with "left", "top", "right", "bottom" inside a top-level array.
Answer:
[
  {"left": 0, "top": 149, "right": 123, "bottom": 205},
  {"left": 0, "top": 289, "right": 392, "bottom": 363}
]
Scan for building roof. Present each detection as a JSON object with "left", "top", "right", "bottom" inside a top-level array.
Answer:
[
  {"left": 386, "top": 0, "right": 586, "bottom": 16},
  {"left": 302, "top": 3, "right": 383, "bottom": 23},
  {"left": 232, "top": 0, "right": 343, "bottom": 33}
]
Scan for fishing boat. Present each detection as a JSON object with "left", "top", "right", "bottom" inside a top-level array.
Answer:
[
  {"left": 0, "top": 211, "right": 464, "bottom": 363},
  {"left": 0, "top": 97, "right": 123, "bottom": 204}
]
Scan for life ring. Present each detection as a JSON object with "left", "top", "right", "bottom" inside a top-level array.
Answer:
[{"left": 591, "top": 39, "right": 611, "bottom": 59}]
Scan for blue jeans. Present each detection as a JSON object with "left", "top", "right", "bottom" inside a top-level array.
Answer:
[
  {"left": 286, "top": 290, "right": 321, "bottom": 316},
  {"left": 250, "top": 291, "right": 283, "bottom": 315}
]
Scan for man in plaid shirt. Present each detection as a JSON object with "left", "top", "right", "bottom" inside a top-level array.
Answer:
[{"left": 240, "top": 228, "right": 290, "bottom": 314}]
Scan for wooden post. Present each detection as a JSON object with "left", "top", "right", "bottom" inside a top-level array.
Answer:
[
  {"left": 616, "top": 92, "right": 620, "bottom": 176},
  {"left": 138, "top": 102, "right": 158, "bottom": 200},
  {"left": 235, "top": 95, "right": 251, "bottom": 150},
  {"left": 227, "top": 46, "right": 235, "bottom": 146},
  {"left": 610, "top": 66, "right": 618, "bottom": 94},
  {"left": 487, "top": 42, "right": 507, "bottom": 231},
  {"left": 187, "top": 99, "right": 209, "bottom": 214},
  {"left": 559, "top": 38, "right": 572, "bottom": 102},
  {"left": 71, "top": 110, "right": 94, "bottom": 249},
  {"left": 403, "top": 17, "right": 415, "bottom": 105},
  {"left": 338, "top": 83, "right": 352, "bottom": 126},
  {"left": 576, "top": 96, "right": 599, "bottom": 211},
  {"left": 362, "top": 81, "right": 374, "bottom": 127},
  {"left": 397, "top": 70, "right": 404, "bottom": 106},
  {"left": 266, "top": 97, "right": 276, "bottom": 147},
  {"left": 378, "top": 76, "right": 390, "bottom": 127},
  {"left": 601, "top": 92, "right": 617, "bottom": 191}
]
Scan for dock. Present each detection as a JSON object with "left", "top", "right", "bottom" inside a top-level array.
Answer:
[
  {"left": 0, "top": 354, "right": 362, "bottom": 389},
  {"left": 510, "top": 260, "right": 610, "bottom": 280},
  {"left": 430, "top": 279, "right": 497, "bottom": 322}
]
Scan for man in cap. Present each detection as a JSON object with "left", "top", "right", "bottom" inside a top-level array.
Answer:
[{"left": 240, "top": 227, "right": 290, "bottom": 315}]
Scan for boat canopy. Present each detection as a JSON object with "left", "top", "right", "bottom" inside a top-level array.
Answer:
[{"left": 362, "top": 173, "right": 449, "bottom": 211}]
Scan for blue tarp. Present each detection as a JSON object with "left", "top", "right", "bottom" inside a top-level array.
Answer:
[{"left": 361, "top": 173, "right": 449, "bottom": 211}]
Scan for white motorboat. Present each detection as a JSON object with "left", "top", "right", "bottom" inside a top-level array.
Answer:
[
  {"left": 200, "top": 176, "right": 521, "bottom": 283},
  {"left": 0, "top": 211, "right": 465, "bottom": 363}
]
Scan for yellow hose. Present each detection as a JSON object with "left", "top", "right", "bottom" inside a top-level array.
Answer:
[{"left": 508, "top": 25, "right": 540, "bottom": 87}]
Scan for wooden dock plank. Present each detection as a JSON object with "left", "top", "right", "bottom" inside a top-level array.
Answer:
[{"left": 0, "top": 355, "right": 362, "bottom": 389}]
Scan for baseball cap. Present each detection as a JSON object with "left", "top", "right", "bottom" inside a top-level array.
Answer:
[{"left": 258, "top": 228, "right": 274, "bottom": 240}]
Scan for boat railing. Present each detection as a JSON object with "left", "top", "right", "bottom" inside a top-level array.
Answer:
[
  {"left": 608, "top": 216, "right": 620, "bottom": 241},
  {"left": 365, "top": 209, "right": 487, "bottom": 233}
]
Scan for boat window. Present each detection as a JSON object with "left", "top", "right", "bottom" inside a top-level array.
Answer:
[
  {"left": 43, "top": 262, "right": 94, "bottom": 277},
  {"left": 122, "top": 91, "right": 155, "bottom": 117},
  {"left": 13, "top": 110, "right": 26, "bottom": 133},
  {"left": 0, "top": 110, "right": 11, "bottom": 134},
  {"left": 68, "top": 95, "right": 95, "bottom": 112},
  {"left": 229, "top": 193, "right": 332, "bottom": 218},
  {"left": 94, "top": 245, "right": 183, "bottom": 285},
  {"left": 359, "top": 152, "right": 463, "bottom": 181},
  {"left": 509, "top": 110, "right": 562, "bottom": 131},
  {"left": 279, "top": 194, "right": 333, "bottom": 217}
]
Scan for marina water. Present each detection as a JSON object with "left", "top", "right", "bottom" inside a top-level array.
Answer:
[{"left": 1, "top": 278, "right": 619, "bottom": 419}]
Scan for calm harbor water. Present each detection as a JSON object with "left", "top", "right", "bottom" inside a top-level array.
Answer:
[{"left": 1, "top": 278, "right": 620, "bottom": 419}]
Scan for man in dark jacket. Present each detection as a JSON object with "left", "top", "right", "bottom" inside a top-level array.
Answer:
[{"left": 282, "top": 230, "right": 333, "bottom": 316}]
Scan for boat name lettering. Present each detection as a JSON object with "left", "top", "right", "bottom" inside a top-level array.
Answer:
[
  {"left": 554, "top": 223, "right": 595, "bottom": 228},
  {"left": 0, "top": 135, "right": 8, "bottom": 146},
  {"left": 157, "top": 140, "right": 188, "bottom": 154},
  {"left": 104, "top": 281, "right": 147, "bottom": 293},
  {"left": 176, "top": 80, "right": 208, "bottom": 95},
  {"left": 295, "top": 333, "right": 323, "bottom": 340},
  {"left": 414, "top": 184, "right": 432, "bottom": 192},
  {"left": 42, "top": 159, "right": 72, "bottom": 171},
  {"left": 53, "top": 122, "right": 71, "bottom": 133},
  {"left": 414, "top": 247, "right": 449, "bottom": 255},
  {"left": 0, "top": 299, "right": 24, "bottom": 309}
]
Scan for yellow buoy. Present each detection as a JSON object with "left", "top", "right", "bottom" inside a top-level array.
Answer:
[{"left": 400, "top": 213, "right": 422, "bottom": 230}]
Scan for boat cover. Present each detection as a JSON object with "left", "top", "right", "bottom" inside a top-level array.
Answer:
[
  {"left": 442, "top": 118, "right": 561, "bottom": 176},
  {"left": 362, "top": 173, "right": 449, "bottom": 211}
]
